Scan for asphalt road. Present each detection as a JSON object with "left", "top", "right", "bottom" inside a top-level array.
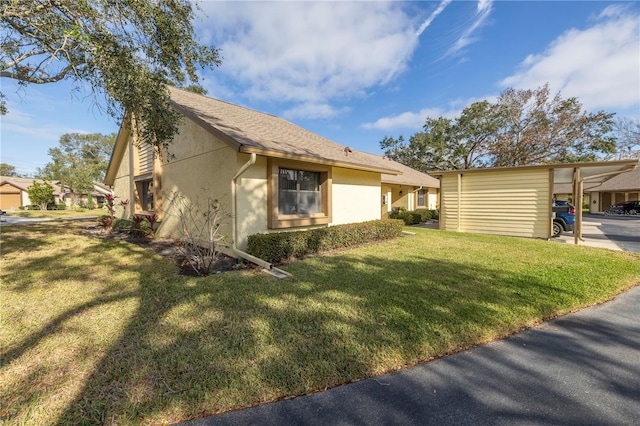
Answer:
[
  {"left": 178, "top": 286, "right": 640, "bottom": 426},
  {"left": 556, "top": 213, "right": 640, "bottom": 252}
]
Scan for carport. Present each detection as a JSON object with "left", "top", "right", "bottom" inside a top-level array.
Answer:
[{"left": 433, "top": 160, "right": 638, "bottom": 243}]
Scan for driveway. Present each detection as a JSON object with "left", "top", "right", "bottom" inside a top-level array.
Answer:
[
  {"left": 555, "top": 213, "right": 640, "bottom": 252},
  {"left": 0, "top": 215, "right": 98, "bottom": 226},
  {"left": 179, "top": 286, "right": 640, "bottom": 426}
]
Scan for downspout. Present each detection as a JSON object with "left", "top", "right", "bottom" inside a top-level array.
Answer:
[{"left": 231, "top": 153, "right": 291, "bottom": 277}]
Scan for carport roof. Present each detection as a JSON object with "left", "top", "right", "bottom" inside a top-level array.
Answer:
[{"left": 431, "top": 160, "right": 638, "bottom": 184}]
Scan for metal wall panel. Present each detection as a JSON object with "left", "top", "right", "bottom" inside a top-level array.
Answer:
[{"left": 440, "top": 169, "right": 550, "bottom": 238}]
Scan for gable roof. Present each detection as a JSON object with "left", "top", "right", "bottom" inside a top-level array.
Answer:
[
  {"left": 584, "top": 166, "right": 640, "bottom": 192},
  {"left": 167, "top": 87, "right": 401, "bottom": 175},
  {"left": 0, "top": 176, "right": 110, "bottom": 197},
  {"left": 380, "top": 160, "right": 440, "bottom": 188},
  {"left": 0, "top": 176, "right": 62, "bottom": 195}
]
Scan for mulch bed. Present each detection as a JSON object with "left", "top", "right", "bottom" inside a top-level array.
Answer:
[{"left": 81, "top": 224, "right": 250, "bottom": 276}]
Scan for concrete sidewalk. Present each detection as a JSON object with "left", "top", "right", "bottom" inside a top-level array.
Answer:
[{"left": 179, "top": 286, "right": 640, "bottom": 426}]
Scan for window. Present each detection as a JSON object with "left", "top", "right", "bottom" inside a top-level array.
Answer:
[
  {"left": 268, "top": 159, "right": 332, "bottom": 228},
  {"left": 135, "top": 179, "right": 154, "bottom": 211},
  {"left": 417, "top": 189, "right": 425, "bottom": 207},
  {"left": 278, "top": 169, "right": 321, "bottom": 214}
]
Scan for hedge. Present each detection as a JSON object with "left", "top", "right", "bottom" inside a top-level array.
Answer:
[
  {"left": 389, "top": 208, "right": 438, "bottom": 225},
  {"left": 247, "top": 219, "right": 404, "bottom": 264}
]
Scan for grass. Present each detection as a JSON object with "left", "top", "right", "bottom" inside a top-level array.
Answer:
[
  {"left": 1, "top": 222, "right": 639, "bottom": 425},
  {"left": 4, "top": 208, "right": 102, "bottom": 219}
]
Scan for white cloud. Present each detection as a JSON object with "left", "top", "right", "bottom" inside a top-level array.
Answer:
[
  {"left": 198, "top": 2, "right": 421, "bottom": 117},
  {"left": 416, "top": 0, "right": 453, "bottom": 37},
  {"left": 445, "top": 0, "right": 493, "bottom": 57},
  {"left": 282, "top": 102, "right": 350, "bottom": 121},
  {"left": 500, "top": 5, "right": 640, "bottom": 111},
  {"left": 361, "top": 95, "right": 495, "bottom": 132},
  {"left": 362, "top": 107, "right": 459, "bottom": 131}
]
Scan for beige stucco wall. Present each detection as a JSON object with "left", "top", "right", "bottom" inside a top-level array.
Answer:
[
  {"left": 235, "top": 154, "right": 268, "bottom": 251},
  {"left": 155, "top": 117, "right": 237, "bottom": 251},
  {"left": 440, "top": 169, "right": 551, "bottom": 238},
  {"left": 331, "top": 168, "right": 381, "bottom": 225},
  {"left": 427, "top": 189, "right": 438, "bottom": 210},
  {"left": 111, "top": 134, "right": 133, "bottom": 218}
]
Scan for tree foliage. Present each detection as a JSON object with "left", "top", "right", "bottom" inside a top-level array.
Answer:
[
  {"left": 1, "top": 0, "right": 221, "bottom": 151},
  {"left": 381, "top": 84, "right": 618, "bottom": 171},
  {"left": 26, "top": 180, "right": 54, "bottom": 210},
  {"left": 37, "top": 132, "right": 115, "bottom": 197},
  {"left": 0, "top": 162, "right": 16, "bottom": 176},
  {"left": 609, "top": 117, "right": 640, "bottom": 160}
]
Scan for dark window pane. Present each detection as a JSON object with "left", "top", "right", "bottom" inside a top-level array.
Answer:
[{"left": 278, "top": 168, "right": 321, "bottom": 215}]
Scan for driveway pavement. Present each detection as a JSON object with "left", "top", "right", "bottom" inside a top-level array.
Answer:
[
  {"left": 0, "top": 215, "right": 97, "bottom": 226},
  {"left": 555, "top": 213, "right": 640, "bottom": 252},
  {"left": 179, "top": 286, "right": 640, "bottom": 426}
]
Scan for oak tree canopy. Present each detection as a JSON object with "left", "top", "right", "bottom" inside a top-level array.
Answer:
[
  {"left": 381, "top": 84, "right": 619, "bottom": 171},
  {"left": 1, "top": 0, "right": 221, "bottom": 151}
]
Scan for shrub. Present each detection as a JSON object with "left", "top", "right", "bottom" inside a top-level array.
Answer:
[
  {"left": 416, "top": 209, "right": 432, "bottom": 221},
  {"left": 111, "top": 218, "right": 148, "bottom": 236},
  {"left": 390, "top": 208, "right": 438, "bottom": 224},
  {"left": 389, "top": 208, "right": 421, "bottom": 225},
  {"left": 247, "top": 219, "right": 404, "bottom": 264},
  {"left": 97, "top": 215, "right": 112, "bottom": 228}
]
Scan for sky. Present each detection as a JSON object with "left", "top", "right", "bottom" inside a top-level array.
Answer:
[{"left": 1, "top": 1, "right": 639, "bottom": 177}]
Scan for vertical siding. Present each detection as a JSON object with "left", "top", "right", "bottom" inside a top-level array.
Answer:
[
  {"left": 440, "top": 175, "right": 460, "bottom": 231},
  {"left": 441, "top": 169, "right": 550, "bottom": 238},
  {"left": 137, "top": 143, "right": 154, "bottom": 175}
]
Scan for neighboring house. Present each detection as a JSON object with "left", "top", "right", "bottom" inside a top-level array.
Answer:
[
  {"left": 553, "top": 166, "right": 639, "bottom": 213},
  {"left": 380, "top": 161, "right": 439, "bottom": 219},
  {"left": 584, "top": 166, "right": 640, "bottom": 213},
  {"left": 0, "top": 176, "right": 111, "bottom": 210},
  {"left": 104, "top": 86, "right": 438, "bottom": 259},
  {"left": 0, "top": 177, "right": 62, "bottom": 211},
  {"left": 432, "top": 161, "right": 637, "bottom": 241}
]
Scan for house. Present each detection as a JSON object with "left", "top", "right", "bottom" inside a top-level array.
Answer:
[
  {"left": 0, "top": 177, "right": 62, "bottom": 210},
  {"left": 104, "top": 87, "right": 439, "bottom": 261},
  {"left": 380, "top": 161, "right": 439, "bottom": 219},
  {"left": 0, "top": 176, "right": 111, "bottom": 210},
  {"left": 432, "top": 161, "right": 637, "bottom": 242},
  {"left": 553, "top": 166, "right": 639, "bottom": 213},
  {"left": 584, "top": 166, "right": 639, "bottom": 212}
]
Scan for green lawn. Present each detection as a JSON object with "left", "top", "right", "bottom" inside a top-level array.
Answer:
[{"left": 1, "top": 222, "right": 638, "bottom": 425}]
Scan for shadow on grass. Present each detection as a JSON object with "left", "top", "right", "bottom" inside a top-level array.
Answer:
[{"left": 2, "top": 225, "right": 636, "bottom": 424}]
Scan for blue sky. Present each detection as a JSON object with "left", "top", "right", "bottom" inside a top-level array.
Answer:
[{"left": 1, "top": 1, "right": 639, "bottom": 176}]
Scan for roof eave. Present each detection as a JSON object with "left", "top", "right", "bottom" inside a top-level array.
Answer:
[{"left": 239, "top": 146, "right": 401, "bottom": 175}]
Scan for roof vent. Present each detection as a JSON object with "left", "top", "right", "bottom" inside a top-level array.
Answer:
[{"left": 344, "top": 147, "right": 353, "bottom": 157}]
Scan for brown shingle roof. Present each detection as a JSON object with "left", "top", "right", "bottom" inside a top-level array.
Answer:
[
  {"left": 168, "top": 87, "right": 402, "bottom": 175},
  {"left": 586, "top": 167, "right": 640, "bottom": 192},
  {"left": 0, "top": 176, "right": 62, "bottom": 195},
  {"left": 381, "top": 160, "right": 440, "bottom": 188}
]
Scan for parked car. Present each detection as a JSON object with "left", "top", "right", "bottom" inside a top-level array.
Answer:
[
  {"left": 552, "top": 200, "right": 575, "bottom": 238},
  {"left": 606, "top": 200, "right": 640, "bottom": 215}
]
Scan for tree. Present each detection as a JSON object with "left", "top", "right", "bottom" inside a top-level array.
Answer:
[
  {"left": 26, "top": 180, "right": 54, "bottom": 210},
  {"left": 381, "top": 101, "right": 499, "bottom": 171},
  {"left": 381, "top": 84, "right": 617, "bottom": 171},
  {"left": 0, "top": 163, "right": 16, "bottom": 176},
  {"left": 491, "top": 84, "right": 616, "bottom": 166},
  {"left": 609, "top": 117, "right": 640, "bottom": 160},
  {"left": 1, "top": 1, "right": 221, "bottom": 152},
  {"left": 37, "top": 132, "right": 115, "bottom": 202}
]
